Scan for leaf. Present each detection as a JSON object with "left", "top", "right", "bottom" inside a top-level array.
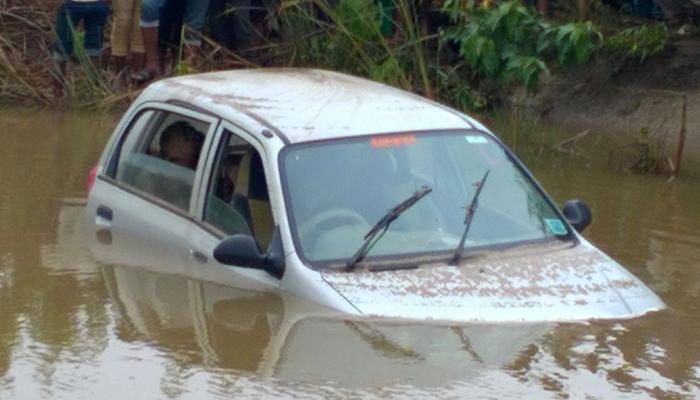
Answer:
[
  {"left": 482, "top": 39, "right": 499, "bottom": 76},
  {"left": 556, "top": 24, "right": 575, "bottom": 42},
  {"left": 462, "top": 33, "right": 484, "bottom": 65}
]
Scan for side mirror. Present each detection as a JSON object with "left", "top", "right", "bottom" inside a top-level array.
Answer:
[
  {"left": 213, "top": 229, "right": 285, "bottom": 279},
  {"left": 562, "top": 199, "right": 592, "bottom": 233},
  {"left": 214, "top": 234, "right": 265, "bottom": 268}
]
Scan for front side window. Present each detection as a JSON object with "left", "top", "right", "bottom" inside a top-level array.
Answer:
[
  {"left": 110, "top": 110, "right": 210, "bottom": 212},
  {"left": 281, "top": 131, "right": 570, "bottom": 267},
  {"left": 203, "top": 129, "right": 275, "bottom": 250}
]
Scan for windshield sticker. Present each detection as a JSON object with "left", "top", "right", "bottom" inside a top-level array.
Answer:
[
  {"left": 370, "top": 134, "right": 416, "bottom": 148},
  {"left": 544, "top": 218, "right": 568, "bottom": 235},
  {"left": 465, "top": 135, "right": 488, "bottom": 144}
]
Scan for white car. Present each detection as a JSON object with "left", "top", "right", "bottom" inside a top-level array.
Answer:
[{"left": 86, "top": 68, "right": 664, "bottom": 323}]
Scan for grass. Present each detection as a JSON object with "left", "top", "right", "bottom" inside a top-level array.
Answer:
[{"left": 0, "top": 1, "right": 61, "bottom": 105}]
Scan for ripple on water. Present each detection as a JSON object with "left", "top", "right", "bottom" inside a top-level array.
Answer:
[
  {"left": 40, "top": 202, "right": 99, "bottom": 281},
  {"left": 645, "top": 227, "right": 700, "bottom": 308},
  {"left": 0, "top": 253, "right": 15, "bottom": 289}
]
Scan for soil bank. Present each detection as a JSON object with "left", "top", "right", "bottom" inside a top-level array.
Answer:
[{"left": 532, "top": 39, "right": 700, "bottom": 176}]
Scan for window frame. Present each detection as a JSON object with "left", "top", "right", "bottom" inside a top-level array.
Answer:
[
  {"left": 195, "top": 120, "right": 275, "bottom": 240},
  {"left": 101, "top": 102, "right": 220, "bottom": 218}
]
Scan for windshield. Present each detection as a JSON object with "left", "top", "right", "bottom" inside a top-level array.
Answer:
[{"left": 280, "top": 131, "right": 571, "bottom": 267}]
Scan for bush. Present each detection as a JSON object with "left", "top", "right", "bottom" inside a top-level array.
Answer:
[
  {"left": 442, "top": 1, "right": 602, "bottom": 92},
  {"left": 604, "top": 24, "right": 668, "bottom": 62}
]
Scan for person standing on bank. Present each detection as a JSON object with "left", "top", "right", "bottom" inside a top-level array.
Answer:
[
  {"left": 111, "top": 0, "right": 145, "bottom": 88},
  {"left": 51, "top": 0, "right": 109, "bottom": 95},
  {"left": 132, "top": 0, "right": 211, "bottom": 82}
]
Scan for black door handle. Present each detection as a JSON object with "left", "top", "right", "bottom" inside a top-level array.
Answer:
[{"left": 97, "top": 205, "right": 113, "bottom": 221}]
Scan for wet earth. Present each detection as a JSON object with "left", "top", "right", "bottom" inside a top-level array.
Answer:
[{"left": 1, "top": 109, "right": 699, "bottom": 399}]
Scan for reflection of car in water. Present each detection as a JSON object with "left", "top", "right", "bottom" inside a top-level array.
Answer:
[
  {"left": 102, "top": 265, "right": 285, "bottom": 372},
  {"left": 41, "top": 198, "right": 98, "bottom": 279},
  {"left": 87, "top": 68, "right": 664, "bottom": 322},
  {"left": 101, "top": 265, "right": 553, "bottom": 387}
]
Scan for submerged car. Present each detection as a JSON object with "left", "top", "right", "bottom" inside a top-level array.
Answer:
[{"left": 86, "top": 68, "right": 664, "bottom": 323}]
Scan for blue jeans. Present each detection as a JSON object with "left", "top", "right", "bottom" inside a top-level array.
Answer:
[
  {"left": 52, "top": 1, "right": 109, "bottom": 62},
  {"left": 141, "top": 0, "right": 211, "bottom": 46}
]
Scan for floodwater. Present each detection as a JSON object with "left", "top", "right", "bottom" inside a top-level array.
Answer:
[{"left": 1, "top": 109, "right": 699, "bottom": 399}]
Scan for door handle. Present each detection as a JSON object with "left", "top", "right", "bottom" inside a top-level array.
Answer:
[
  {"left": 95, "top": 205, "right": 113, "bottom": 232},
  {"left": 188, "top": 249, "right": 208, "bottom": 264},
  {"left": 97, "top": 205, "right": 113, "bottom": 220}
]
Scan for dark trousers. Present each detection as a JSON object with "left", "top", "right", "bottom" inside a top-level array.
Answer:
[
  {"left": 209, "top": 0, "right": 253, "bottom": 54},
  {"left": 53, "top": 0, "right": 109, "bottom": 62}
]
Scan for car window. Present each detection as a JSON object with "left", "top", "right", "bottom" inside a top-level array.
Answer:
[
  {"left": 203, "top": 129, "right": 274, "bottom": 249},
  {"left": 281, "top": 131, "right": 569, "bottom": 266},
  {"left": 110, "top": 109, "right": 210, "bottom": 212}
]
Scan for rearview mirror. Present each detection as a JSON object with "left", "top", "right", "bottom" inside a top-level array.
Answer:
[
  {"left": 213, "top": 229, "right": 285, "bottom": 279},
  {"left": 562, "top": 199, "right": 592, "bottom": 233}
]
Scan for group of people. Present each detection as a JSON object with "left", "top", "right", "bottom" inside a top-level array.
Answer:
[
  {"left": 51, "top": 0, "right": 451, "bottom": 88},
  {"left": 49, "top": 0, "right": 555, "bottom": 94},
  {"left": 51, "top": 0, "right": 269, "bottom": 91}
]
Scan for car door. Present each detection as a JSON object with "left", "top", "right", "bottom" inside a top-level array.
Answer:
[
  {"left": 184, "top": 121, "right": 281, "bottom": 292},
  {"left": 88, "top": 103, "right": 218, "bottom": 278}
]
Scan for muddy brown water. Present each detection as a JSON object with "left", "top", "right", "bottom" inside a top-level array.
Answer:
[{"left": 1, "top": 109, "right": 699, "bottom": 399}]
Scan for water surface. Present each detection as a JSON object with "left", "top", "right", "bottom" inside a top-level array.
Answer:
[{"left": 1, "top": 109, "right": 699, "bottom": 398}]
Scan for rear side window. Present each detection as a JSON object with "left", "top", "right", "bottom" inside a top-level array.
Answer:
[{"left": 108, "top": 109, "right": 211, "bottom": 212}]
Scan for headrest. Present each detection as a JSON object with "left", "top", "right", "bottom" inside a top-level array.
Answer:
[{"left": 234, "top": 152, "right": 252, "bottom": 197}]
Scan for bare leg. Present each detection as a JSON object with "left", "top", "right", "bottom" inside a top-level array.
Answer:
[
  {"left": 111, "top": 55, "right": 126, "bottom": 90},
  {"left": 132, "top": 52, "right": 146, "bottom": 71},
  {"left": 132, "top": 26, "right": 161, "bottom": 82},
  {"left": 112, "top": 55, "right": 126, "bottom": 73},
  {"left": 142, "top": 26, "right": 160, "bottom": 72}
]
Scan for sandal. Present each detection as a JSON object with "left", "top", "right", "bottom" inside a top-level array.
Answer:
[{"left": 131, "top": 68, "right": 158, "bottom": 83}]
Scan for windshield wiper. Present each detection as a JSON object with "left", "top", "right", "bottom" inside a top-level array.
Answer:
[
  {"left": 345, "top": 186, "right": 432, "bottom": 272},
  {"left": 449, "top": 170, "right": 490, "bottom": 266}
]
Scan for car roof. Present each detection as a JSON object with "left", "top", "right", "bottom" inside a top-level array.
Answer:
[{"left": 142, "top": 69, "right": 476, "bottom": 144}]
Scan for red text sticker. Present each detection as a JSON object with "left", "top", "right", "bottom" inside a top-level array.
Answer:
[{"left": 370, "top": 134, "right": 416, "bottom": 148}]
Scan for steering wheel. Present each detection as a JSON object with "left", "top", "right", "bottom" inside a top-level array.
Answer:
[{"left": 299, "top": 208, "right": 369, "bottom": 245}]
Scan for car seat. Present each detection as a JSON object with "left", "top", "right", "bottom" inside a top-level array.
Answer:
[{"left": 234, "top": 151, "right": 274, "bottom": 249}]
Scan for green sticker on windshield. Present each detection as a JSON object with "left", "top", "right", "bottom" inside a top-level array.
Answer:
[
  {"left": 465, "top": 135, "right": 488, "bottom": 144},
  {"left": 544, "top": 218, "right": 568, "bottom": 235}
]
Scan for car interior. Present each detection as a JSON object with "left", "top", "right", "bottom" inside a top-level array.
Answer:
[
  {"left": 205, "top": 130, "right": 274, "bottom": 250},
  {"left": 119, "top": 153, "right": 195, "bottom": 211},
  {"left": 115, "top": 112, "right": 209, "bottom": 211},
  {"left": 112, "top": 111, "right": 275, "bottom": 251}
]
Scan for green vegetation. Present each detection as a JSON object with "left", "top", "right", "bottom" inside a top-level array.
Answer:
[
  {"left": 443, "top": 1, "right": 601, "bottom": 92},
  {"left": 58, "top": 30, "right": 114, "bottom": 106},
  {"left": 0, "top": 0, "right": 673, "bottom": 115},
  {"left": 603, "top": 24, "right": 668, "bottom": 62},
  {"left": 279, "top": 0, "right": 428, "bottom": 95},
  {"left": 278, "top": 0, "right": 607, "bottom": 110}
]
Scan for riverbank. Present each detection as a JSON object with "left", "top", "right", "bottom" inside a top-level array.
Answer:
[{"left": 529, "top": 39, "right": 700, "bottom": 176}]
